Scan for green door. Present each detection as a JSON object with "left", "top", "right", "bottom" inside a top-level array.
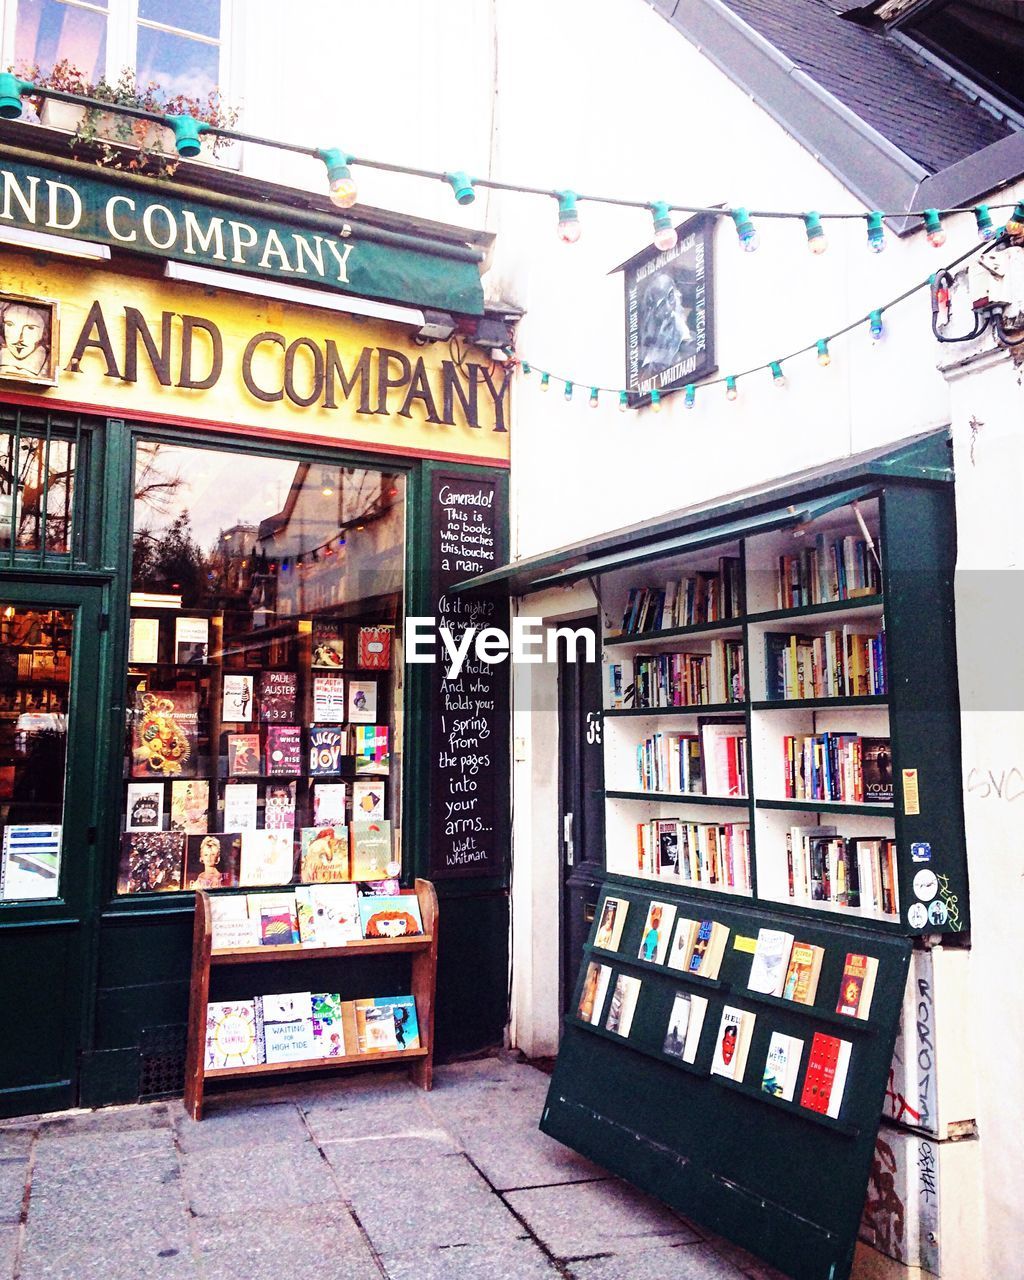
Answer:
[{"left": 0, "top": 580, "right": 106, "bottom": 1118}]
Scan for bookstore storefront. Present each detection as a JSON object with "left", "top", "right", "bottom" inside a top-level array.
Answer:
[{"left": 0, "top": 146, "right": 511, "bottom": 1117}]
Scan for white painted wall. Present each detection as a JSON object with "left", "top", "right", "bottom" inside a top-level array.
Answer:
[{"left": 232, "top": 3, "right": 1024, "bottom": 1273}]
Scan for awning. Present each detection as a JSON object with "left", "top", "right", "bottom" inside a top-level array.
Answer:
[{"left": 458, "top": 428, "right": 952, "bottom": 596}]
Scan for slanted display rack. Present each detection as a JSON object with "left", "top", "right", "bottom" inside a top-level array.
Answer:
[{"left": 184, "top": 878, "right": 437, "bottom": 1120}]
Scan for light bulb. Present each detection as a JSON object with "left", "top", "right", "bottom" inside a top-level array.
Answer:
[
  {"left": 1005, "top": 201, "right": 1024, "bottom": 237},
  {"left": 923, "top": 208, "right": 946, "bottom": 248},
  {"left": 618, "top": 391, "right": 629, "bottom": 412},
  {"left": 866, "top": 211, "right": 886, "bottom": 253},
  {"left": 816, "top": 339, "right": 831, "bottom": 367},
  {"left": 731, "top": 207, "right": 758, "bottom": 252},
  {"left": 564, "top": 381, "right": 573, "bottom": 402},
  {"left": 725, "top": 376, "right": 738, "bottom": 401},
  {"left": 769, "top": 361, "right": 785, "bottom": 387},
  {"left": 650, "top": 201, "right": 677, "bottom": 253},
  {"left": 974, "top": 205, "right": 995, "bottom": 240},
  {"left": 868, "top": 310, "right": 884, "bottom": 342},
  {"left": 684, "top": 384, "right": 695, "bottom": 409},
  {"left": 804, "top": 212, "right": 827, "bottom": 255},
  {"left": 540, "top": 373, "right": 550, "bottom": 392},
  {"left": 589, "top": 388, "right": 599, "bottom": 408},
  {"left": 328, "top": 175, "right": 358, "bottom": 209},
  {"left": 556, "top": 190, "right": 581, "bottom": 243},
  {"left": 649, "top": 388, "right": 662, "bottom": 413}
]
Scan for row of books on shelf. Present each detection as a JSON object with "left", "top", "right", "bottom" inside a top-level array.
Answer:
[
  {"left": 627, "top": 641, "right": 746, "bottom": 708},
  {"left": 634, "top": 722, "right": 746, "bottom": 796},
  {"left": 636, "top": 820, "right": 752, "bottom": 893},
  {"left": 2, "top": 647, "right": 70, "bottom": 682},
  {"left": 596, "top": 896, "right": 880, "bottom": 1019},
  {"left": 127, "top": 778, "right": 385, "bottom": 836},
  {"left": 618, "top": 558, "right": 743, "bottom": 634},
  {"left": 775, "top": 533, "right": 881, "bottom": 610},
  {"left": 787, "top": 825, "right": 899, "bottom": 917},
  {"left": 204, "top": 990, "right": 418, "bottom": 1069},
  {"left": 209, "top": 884, "right": 423, "bottom": 948},
  {"left": 130, "top": 616, "right": 392, "bottom": 672},
  {"left": 765, "top": 628, "right": 886, "bottom": 701},
  {"left": 783, "top": 734, "right": 894, "bottom": 804},
  {"left": 117, "top": 820, "right": 396, "bottom": 895},
  {"left": 578, "top": 965, "right": 852, "bottom": 1117},
  {"left": 132, "top": 690, "right": 389, "bottom": 780}
]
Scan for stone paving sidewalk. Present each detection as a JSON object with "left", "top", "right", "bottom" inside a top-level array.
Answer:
[{"left": 0, "top": 1053, "right": 786, "bottom": 1280}]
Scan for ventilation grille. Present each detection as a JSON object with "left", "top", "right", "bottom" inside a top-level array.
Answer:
[{"left": 138, "top": 1023, "right": 188, "bottom": 1100}]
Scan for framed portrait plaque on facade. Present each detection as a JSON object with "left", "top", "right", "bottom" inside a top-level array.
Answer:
[
  {"left": 623, "top": 213, "right": 715, "bottom": 404},
  {"left": 0, "top": 293, "right": 60, "bottom": 388}
]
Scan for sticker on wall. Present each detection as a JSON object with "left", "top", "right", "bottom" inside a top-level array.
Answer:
[
  {"left": 910, "top": 841, "right": 932, "bottom": 863},
  {"left": 913, "top": 869, "right": 938, "bottom": 902},
  {"left": 927, "top": 900, "right": 949, "bottom": 927},
  {"left": 907, "top": 903, "right": 928, "bottom": 929},
  {"left": 732, "top": 936, "right": 757, "bottom": 954},
  {"left": 902, "top": 768, "right": 921, "bottom": 815}
]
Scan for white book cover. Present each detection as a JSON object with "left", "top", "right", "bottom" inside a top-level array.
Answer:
[
  {"left": 313, "top": 676, "right": 346, "bottom": 723},
  {"left": 662, "top": 991, "right": 708, "bottom": 1064},
  {"left": 710, "top": 1005, "right": 755, "bottom": 1081},
  {"left": 351, "top": 780, "right": 385, "bottom": 821},
  {"left": 239, "top": 829, "right": 295, "bottom": 886},
  {"left": 1, "top": 824, "right": 62, "bottom": 901},
  {"left": 205, "top": 1001, "right": 260, "bottom": 1069},
  {"left": 309, "top": 883, "right": 362, "bottom": 944},
  {"left": 347, "top": 680, "right": 377, "bottom": 723},
  {"left": 126, "top": 782, "right": 163, "bottom": 832},
  {"left": 637, "top": 901, "right": 677, "bottom": 965},
  {"left": 747, "top": 928, "right": 795, "bottom": 997},
  {"left": 223, "top": 783, "right": 258, "bottom": 832},
  {"left": 259, "top": 992, "right": 316, "bottom": 1063},
  {"left": 222, "top": 674, "right": 254, "bottom": 722},
  {"left": 128, "top": 616, "right": 160, "bottom": 664},
  {"left": 174, "top": 616, "right": 209, "bottom": 665},
  {"left": 762, "top": 1031, "right": 804, "bottom": 1101},
  {"left": 666, "top": 917, "right": 699, "bottom": 972},
  {"left": 313, "top": 783, "right": 348, "bottom": 825},
  {"left": 209, "top": 894, "right": 258, "bottom": 948},
  {"left": 828, "top": 1040, "right": 854, "bottom": 1118},
  {"left": 605, "top": 974, "right": 642, "bottom": 1037}
]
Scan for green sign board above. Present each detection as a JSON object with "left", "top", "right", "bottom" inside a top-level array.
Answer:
[{"left": 0, "top": 153, "right": 485, "bottom": 315}]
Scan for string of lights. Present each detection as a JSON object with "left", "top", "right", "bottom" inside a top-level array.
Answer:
[
  {"left": 1, "top": 74, "right": 1023, "bottom": 259},
  {"left": 517, "top": 234, "right": 997, "bottom": 412}
]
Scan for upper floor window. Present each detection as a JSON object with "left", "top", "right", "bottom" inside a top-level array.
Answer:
[{"left": 5, "top": 0, "right": 229, "bottom": 102}]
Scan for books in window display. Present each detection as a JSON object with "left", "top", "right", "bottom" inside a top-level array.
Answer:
[
  {"left": 593, "top": 896, "right": 629, "bottom": 951},
  {"left": 265, "top": 780, "right": 297, "bottom": 830},
  {"left": 294, "top": 883, "right": 361, "bottom": 945},
  {"left": 222, "top": 674, "right": 254, "bottom": 723},
  {"left": 800, "top": 1032, "right": 852, "bottom": 1117},
  {"left": 185, "top": 833, "right": 240, "bottom": 892},
  {"left": 308, "top": 726, "right": 348, "bottom": 777},
  {"left": 710, "top": 1006, "right": 756, "bottom": 1081},
  {"left": 357, "top": 626, "right": 392, "bottom": 670},
  {"left": 662, "top": 990, "right": 708, "bottom": 1064},
  {"left": 352, "top": 725, "right": 390, "bottom": 774},
  {"left": 131, "top": 689, "right": 199, "bottom": 779},
  {"left": 258, "top": 670, "right": 297, "bottom": 723},
  {"left": 783, "top": 733, "right": 893, "bottom": 804},
  {"left": 299, "top": 826, "right": 350, "bottom": 883},
  {"left": 358, "top": 893, "right": 423, "bottom": 938},
  {"left": 239, "top": 829, "right": 295, "bottom": 887},
  {"left": 117, "top": 831, "right": 184, "bottom": 893},
  {"left": 265, "top": 726, "right": 302, "bottom": 776},
  {"left": 170, "top": 780, "right": 210, "bottom": 834},
  {"left": 311, "top": 621, "right": 345, "bottom": 669},
  {"left": 636, "top": 818, "right": 751, "bottom": 892},
  {"left": 350, "top": 820, "right": 393, "bottom": 881},
  {"left": 227, "top": 733, "right": 261, "bottom": 777}
]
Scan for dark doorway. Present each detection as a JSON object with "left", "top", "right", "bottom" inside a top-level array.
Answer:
[{"left": 557, "top": 615, "right": 605, "bottom": 1017}]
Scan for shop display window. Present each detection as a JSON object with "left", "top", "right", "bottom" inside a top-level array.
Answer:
[
  {"left": 0, "top": 427, "right": 76, "bottom": 555},
  {"left": 120, "top": 439, "right": 405, "bottom": 896},
  {"left": 0, "top": 605, "right": 72, "bottom": 901}
]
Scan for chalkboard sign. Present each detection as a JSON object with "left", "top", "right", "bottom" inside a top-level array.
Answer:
[{"left": 427, "top": 472, "right": 510, "bottom": 879}]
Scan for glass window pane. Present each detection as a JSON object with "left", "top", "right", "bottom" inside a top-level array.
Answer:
[
  {"left": 0, "top": 432, "right": 76, "bottom": 554},
  {"left": 908, "top": 0, "right": 1024, "bottom": 114},
  {"left": 122, "top": 442, "right": 406, "bottom": 896},
  {"left": 135, "top": 25, "right": 219, "bottom": 101},
  {"left": 0, "top": 605, "right": 73, "bottom": 901},
  {"left": 138, "top": 0, "right": 220, "bottom": 39},
  {"left": 14, "top": 0, "right": 107, "bottom": 82}
]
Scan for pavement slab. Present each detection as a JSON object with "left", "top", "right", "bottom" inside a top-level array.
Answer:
[
  {"left": 193, "top": 1202, "right": 377, "bottom": 1280},
  {"left": 0, "top": 1156, "right": 29, "bottom": 1226},
  {"left": 180, "top": 1139, "right": 337, "bottom": 1218},
  {"left": 504, "top": 1176, "right": 701, "bottom": 1259},
  {"left": 565, "top": 1239, "right": 758, "bottom": 1280},
  {"left": 173, "top": 1101, "right": 307, "bottom": 1155},
  {"left": 380, "top": 1238, "right": 563, "bottom": 1279}
]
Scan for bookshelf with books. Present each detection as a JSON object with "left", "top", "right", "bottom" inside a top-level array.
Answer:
[
  {"left": 184, "top": 878, "right": 437, "bottom": 1119},
  {"left": 597, "top": 485, "right": 968, "bottom": 938}
]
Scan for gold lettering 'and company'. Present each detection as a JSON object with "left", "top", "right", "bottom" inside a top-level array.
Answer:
[{"left": 2, "top": 254, "right": 510, "bottom": 463}]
